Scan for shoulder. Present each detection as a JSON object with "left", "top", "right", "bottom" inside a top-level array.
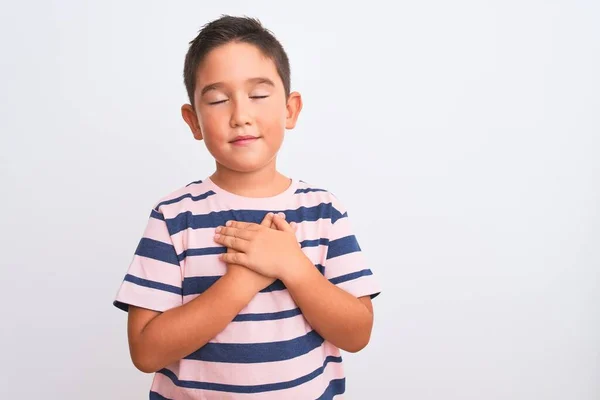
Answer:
[
  {"left": 150, "top": 179, "right": 214, "bottom": 216},
  {"left": 295, "top": 179, "right": 349, "bottom": 222}
]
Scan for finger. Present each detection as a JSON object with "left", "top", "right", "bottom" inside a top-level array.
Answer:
[
  {"left": 214, "top": 233, "right": 250, "bottom": 252},
  {"left": 220, "top": 252, "right": 249, "bottom": 266},
  {"left": 260, "top": 212, "right": 275, "bottom": 227},
  {"left": 274, "top": 212, "right": 289, "bottom": 231},
  {"left": 215, "top": 226, "right": 254, "bottom": 241},
  {"left": 224, "top": 220, "right": 250, "bottom": 229},
  {"left": 290, "top": 221, "right": 297, "bottom": 232},
  {"left": 226, "top": 220, "right": 260, "bottom": 231},
  {"left": 272, "top": 214, "right": 295, "bottom": 233}
]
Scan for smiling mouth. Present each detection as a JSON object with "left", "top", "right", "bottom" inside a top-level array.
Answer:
[{"left": 230, "top": 136, "right": 259, "bottom": 144}]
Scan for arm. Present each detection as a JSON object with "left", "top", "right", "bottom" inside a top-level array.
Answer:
[
  {"left": 127, "top": 269, "right": 257, "bottom": 373},
  {"left": 283, "top": 257, "right": 374, "bottom": 353},
  {"left": 127, "top": 213, "right": 278, "bottom": 373},
  {"left": 214, "top": 214, "right": 377, "bottom": 353}
]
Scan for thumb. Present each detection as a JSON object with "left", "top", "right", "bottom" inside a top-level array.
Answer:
[
  {"left": 272, "top": 214, "right": 294, "bottom": 233},
  {"left": 260, "top": 212, "right": 275, "bottom": 227}
]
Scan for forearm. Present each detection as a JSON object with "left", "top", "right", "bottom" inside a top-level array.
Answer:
[
  {"left": 130, "top": 272, "right": 255, "bottom": 372},
  {"left": 283, "top": 257, "right": 373, "bottom": 353}
]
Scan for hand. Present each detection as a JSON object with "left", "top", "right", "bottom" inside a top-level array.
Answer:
[
  {"left": 224, "top": 212, "right": 277, "bottom": 293},
  {"left": 214, "top": 213, "right": 305, "bottom": 282}
]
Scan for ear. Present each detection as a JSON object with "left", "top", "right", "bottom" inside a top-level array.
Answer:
[
  {"left": 181, "top": 104, "right": 203, "bottom": 141},
  {"left": 285, "top": 91, "right": 303, "bottom": 129}
]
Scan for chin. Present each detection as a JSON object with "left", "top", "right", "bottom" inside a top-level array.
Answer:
[{"left": 221, "top": 158, "right": 274, "bottom": 173}]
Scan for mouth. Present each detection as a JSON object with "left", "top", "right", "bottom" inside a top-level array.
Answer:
[{"left": 230, "top": 135, "right": 260, "bottom": 145}]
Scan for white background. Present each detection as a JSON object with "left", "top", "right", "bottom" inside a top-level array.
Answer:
[{"left": 1, "top": 1, "right": 598, "bottom": 399}]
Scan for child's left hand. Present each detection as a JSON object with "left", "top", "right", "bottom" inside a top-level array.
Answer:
[{"left": 213, "top": 213, "right": 305, "bottom": 281}]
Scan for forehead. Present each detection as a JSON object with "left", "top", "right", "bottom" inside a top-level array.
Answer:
[{"left": 196, "top": 42, "right": 281, "bottom": 89}]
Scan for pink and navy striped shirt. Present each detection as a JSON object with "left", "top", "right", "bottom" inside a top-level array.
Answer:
[{"left": 113, "top": 177, "right": 381, "bottom": 399}]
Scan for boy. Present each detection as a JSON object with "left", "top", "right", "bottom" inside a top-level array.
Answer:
[{"left": 113, "top": 15, "right": 381, "bottom": 399}]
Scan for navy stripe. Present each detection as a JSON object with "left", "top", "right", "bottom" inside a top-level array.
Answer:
[
  {"left": 300, "top": 238, "right": 330, "bottom": 248},
  {"left": 294, "top": 187, "right": 327, "bottom": 194},
  {"left": 150, "top": 209, "right": 165, "bottom": 221},
  {"left": 184, "top": 330, "right": 324, "bottom": 363},
  {"left": 233, "top": 307, "right": 302, "bottom": 322},
  {"left": 183, "top": 267, "right": 317, "bottom": 296},
  {"left": 135, "top": 238, "right": 180, "bottom": 266},
  {"left": 329, "top": 269, "right": 373, "bottom": 285},
  {"left": 159, "top": 355, "right": 341, "bottom": 393},
  {"left": 182, "top": 276, "right": 287, "bottom": 296},
  {"left": 316, "top": 264, "right": 325, "bottom": 274},
  {"left": 259, "top": 279, "right": 286, "bottom": 292},
  {"left": 166, "top": 203, "right": 343, "bottom": 235},
  {"left": 149, "top": 391, "right": 172, "bottom": 400},
  {"left": 326, "top": 235, "right": 361, "bottom": 260},
  {"left": 182, "top": 276, "right": 220, "bottom": 296},
  {"left": 113, "top": 300, "right": 128, "bottom": 312},
  {"left": 185, "top": 179, "right": 203, "bottom": 187},
  {"left": 177, "top": 246, "right": 226, "bottom": 261},
  {"left": 124, "top": 274, "right": 182, "bottom": 295},
  {"left": 316, "top": 378, "right": 346, "bottom": 399},
  {"left": 155, "top": 190, "right": 216, "bottom": 210},
  {"left": 334, "top": 211, "right": 348, "bottom": 224}
]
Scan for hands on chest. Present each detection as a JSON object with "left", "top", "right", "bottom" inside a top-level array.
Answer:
[{"left": 213, "top": 212, "right": 308, "bottom": 291}]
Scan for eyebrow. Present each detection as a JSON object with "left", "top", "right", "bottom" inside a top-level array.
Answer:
[{"left": 200, "top": 77, "right": 276, "bottom": 96}]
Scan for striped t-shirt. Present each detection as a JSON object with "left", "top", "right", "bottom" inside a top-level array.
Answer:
[{"left": 113, "top": 177, "right": 381, "bottom": 399}]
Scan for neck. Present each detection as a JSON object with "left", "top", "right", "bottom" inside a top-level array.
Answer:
[{"left": 210, "top": 159, "right": 291, "bottom": 198}]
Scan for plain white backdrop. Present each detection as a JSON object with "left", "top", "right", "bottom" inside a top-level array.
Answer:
[{"left": 1, "top": 1, "right": 598, "bottom": 399}]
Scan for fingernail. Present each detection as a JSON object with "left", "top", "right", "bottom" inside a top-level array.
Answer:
[
  {"left": 214, "top": 233, "right": 220, "bottom": 240},
  {"left": 226, "top": 221, "right": 232, "bottom": 226},
  {"left": 278, "top": 212, "right": 285, "bottom": 218},
  {"left": 215, "top": 226, "right": 222, "bottom": 233},
  {"left": 267, "top": 212, "right": 274, "bottom": 217}
]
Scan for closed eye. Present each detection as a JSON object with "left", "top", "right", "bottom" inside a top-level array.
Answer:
[
  {"left": 250, "top": 95, "right": 269, "bottom": 99},
  {"left": 208, "top": 99, "right": 228, "bottom": 105}
]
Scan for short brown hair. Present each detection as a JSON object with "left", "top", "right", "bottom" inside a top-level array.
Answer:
[{"left": 183, "top": 15, "right": 291, "bottom": 108}]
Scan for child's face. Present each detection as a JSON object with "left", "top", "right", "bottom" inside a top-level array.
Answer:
[{"left": 182, "top": 42, "right": 301, "bottom": 174}]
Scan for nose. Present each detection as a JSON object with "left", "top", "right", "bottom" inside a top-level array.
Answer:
[{"left": 229, "top": 97, "right": 252, "bottom": 128}]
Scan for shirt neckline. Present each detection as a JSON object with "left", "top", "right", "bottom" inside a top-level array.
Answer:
[{"left": 203, "top": 176, "right": 299, "bottom": 209}]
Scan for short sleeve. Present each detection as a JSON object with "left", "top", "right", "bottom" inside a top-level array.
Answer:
[
  {"left": 113, "top": 208, "right": 183, "bottom": 313},
  {"left": 324, "top": 200, "right": 381, "bottom": 299}
]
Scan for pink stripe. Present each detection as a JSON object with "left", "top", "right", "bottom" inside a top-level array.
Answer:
[
  {"left": 328, "top": 216, "right": 353, "bottom": 240},
  {"left": 184, "top": 287, "right": 297, "bottom": 314},
  {"left": 212, "top": 313, "right": 312, "bottom": 344},
  {"left": 183, "top": 254, "right": 227, "bottom": 277},
  {"left": 144, "top": 217, "right": 174, "bottom": 243},
  {"left": 171, "top": 227, "right": 221, "bottom": 251},
  {"left": 171, "top": 218, "right": 328, "bottom": 252},
  {"left": 292, "top": 190, "right": 332, "bottom": 208},
  {"left": 293, "top": 219, "right": 329, "bottom": 241},
  {"left": 324, "top": 251, "right": 367, "bottom": 280},
  {"left": 115, "top": 280, "right": 181, "bottom": 312},
  {"left": 300, "top": 245, "right": 327, "bottom": 265},
  {"left": 128, "top": 255, "right": 183, "bottom": 287},
  {"left": 151, "top": 373, "right": 190, "bottom": 399},
  {"left": 169, "top": 341, "right": 342, "bottom": 390},
  {"left": 336, "top": 276, "right": 381, "bottom": 299}
]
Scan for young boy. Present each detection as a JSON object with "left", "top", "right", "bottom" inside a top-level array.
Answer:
[{"left": 113, "top": 15, "right": 381, "bottom": 399}]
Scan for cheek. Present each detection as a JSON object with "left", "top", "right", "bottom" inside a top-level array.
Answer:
[
  {"left": 256, "top": 106, "right": 287, "bottom": 136},
  {"left": 199, "top": 111, "right": 228, "bottom": 139}
]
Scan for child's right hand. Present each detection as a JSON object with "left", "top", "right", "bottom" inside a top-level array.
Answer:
[{"left": 224, "top": 212, "right": 280, "bottom": 292}]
